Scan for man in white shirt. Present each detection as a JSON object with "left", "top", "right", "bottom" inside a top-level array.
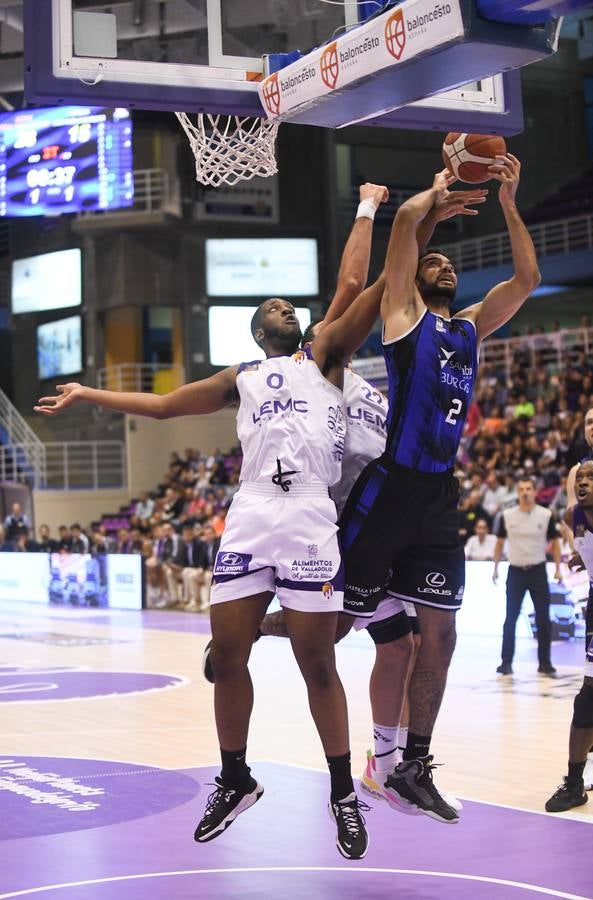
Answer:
[
  {"left": 493, "top": 477, "right": 561, "bottom": 675},
  {"left": 135, "top": 491, "right": 155, "bottom": 520},
  {"left": 465, "top": 518, "right": 497, "bottom": 561}
]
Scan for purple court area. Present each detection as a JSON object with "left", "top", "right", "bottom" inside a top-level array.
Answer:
[
  {"left": 0, "top": 760, "right": 591, "bottom": 900},
  {"left": 0, "top": 666, "right": 185, "bottom": 703}
]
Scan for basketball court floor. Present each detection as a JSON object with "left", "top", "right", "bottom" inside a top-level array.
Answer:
[{"left": 1, "top": 600, "right": 591, "bottom": 900}]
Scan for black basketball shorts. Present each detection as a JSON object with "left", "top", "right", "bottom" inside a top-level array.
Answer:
[{"left": 339, "top": 455, "right": 465, "bottom": 619}]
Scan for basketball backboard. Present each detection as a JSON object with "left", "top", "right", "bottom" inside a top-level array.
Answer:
[{"left": 25, "top": 0, "right": 557, "bottom": 134}]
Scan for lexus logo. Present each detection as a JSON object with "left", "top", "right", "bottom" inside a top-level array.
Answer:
[
  {"left": 426, "top": 572, "right": 446, "bottom": 587},
  {"left": 221, "top": 552, "right": 242, "bottom": 565}
]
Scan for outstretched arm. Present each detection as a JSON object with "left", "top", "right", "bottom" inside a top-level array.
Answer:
[
  {"left": 34, "top": 366, "right": 239, "bottom": 419},
  {"left": 465, "top": 155, "right": 541, "bottom": 341},
  {"left": 323, "top": 182, "right": 389, "bottom": 327},
  {"left": 381, "top": 170, "right": 451, "bottom": 341}
]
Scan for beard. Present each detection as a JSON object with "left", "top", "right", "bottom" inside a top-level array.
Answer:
[
  {"left": 417, "top": 276, "right": 456, "bottom": 308},
  {"left": 264, "top": 321, "right": 302, "bottom": 351}
]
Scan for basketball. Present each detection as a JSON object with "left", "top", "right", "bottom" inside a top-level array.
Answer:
[{"left": 442, "top": 133, "right": 508, "bottom": 184}]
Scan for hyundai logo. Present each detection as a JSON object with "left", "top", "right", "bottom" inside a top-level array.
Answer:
[
  {"left": 426, "top": 572, "right": 446, "bottom": 587},
  {"left": 221, "top": 552, "right": 242, "bottom": 565}
]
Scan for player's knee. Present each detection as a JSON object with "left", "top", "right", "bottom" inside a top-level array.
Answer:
[
  {"left": 209, "top": 642, "right": 250, "bottom": 680},
  {"left": 418, "top": 617, "right": 456, "bottom": 666},
  {"left": 572, "top": 682, "right": 593, "bottom": 729},
  {"left": 298, "top": 652, "right": 337, "bottom": 690},
  {"left": 375, "top": 631, "right": 414, "bottom": 665}
]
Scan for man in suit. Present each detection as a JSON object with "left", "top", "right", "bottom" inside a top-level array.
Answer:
[
  {"left": 166, "top": 523, "right": 210, "bottom": 611},
  {"left": 151, "top": 521, "right": 180, "bottom": 607},
  {"left": 196, "top": 524, "right": 220, "bottom": 612}
]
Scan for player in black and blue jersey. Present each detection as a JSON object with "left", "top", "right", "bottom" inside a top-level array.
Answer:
[{"left": 339, "top": 156, "right": 541, "bottom": 822}]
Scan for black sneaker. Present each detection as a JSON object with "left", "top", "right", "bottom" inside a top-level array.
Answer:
[
  {"left": 202, "top": 639, "right": 215, "bottom": 684},
  {"left": 384, "top": 756, "right": 459, "bottom": 824},
  {"left": 545, "top": 778, "right": 588, "bottom": 813},
  {"left": 194, "top": 776, "right": 264, "bottom": 842},
  {"left": 328, "top": 792, "right": 370, "bottom": 859},
  {"left": 496, "top": 662, "right": 513, "bottom": 675},
  {"left": 538, "top": 665, "right": 557, "bottom": 676}
]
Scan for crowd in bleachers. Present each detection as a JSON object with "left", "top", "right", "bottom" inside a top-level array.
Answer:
[{"left": 1, "top": 446, "right": 243, "bottom": 612}]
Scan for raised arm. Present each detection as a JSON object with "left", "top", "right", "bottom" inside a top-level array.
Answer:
[
  {"left": 34, "top": 366, "right": 239, "bottom": 420},
  {"left": 312, "top": 273, "right": 385, "bottom": 370},
  {"left": 323, "top": 182, "right": 389, "bottom": 326},
  {"left": 464, "top": 155, "right": 541, "bottom": 342},
  {"left": 381, "top": 170, "right": 451, "bottom": 341}
]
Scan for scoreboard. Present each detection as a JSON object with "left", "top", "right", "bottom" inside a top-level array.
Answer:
[{"left": 0, "top": 106, "right": 134, "bottom": 217}]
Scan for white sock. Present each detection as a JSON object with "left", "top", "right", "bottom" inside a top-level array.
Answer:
[
  {"left": 398, "top": 725, "right": 409, "bottom": 753},
  {"left": 373, "top": 723, "right": 399, "bottom": 774}
]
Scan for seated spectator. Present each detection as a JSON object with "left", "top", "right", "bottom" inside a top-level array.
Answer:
[
  {"left": 482, "top": 472, "right": 506, "bottom": 519},
  {"left": 459, "top": 489, "right": 491, "bottom": 541},
  {"left": 0, "top": 524, "right": 13, "bottom": 551},
  {"left": 161, "top": 487, "right": 183, "bottom": 523},
  {"left": 145, "top": 522, "right": 180, "bottom": 608},
  {"left": 4, "top": 502, "right": 30, "bottom": 542},
  {"left": 195, "top": 524, "right": 220, "bottom": 611},
  {"left": 164, "top": 523, "right": 210, "bottom": 611},
  {"left": 135, "top": 491, "right": 155, "bottom": 521},
  {"left": 70, "top": 523, "right": 89, "bottom": 554},
  {"left": 57, "top": 525, "right": 72, "bottom": 552},
  {"left": 13, "top": 527, "right": 41, "bottom": 553},
  {"left": 38, "top": 524, "right": 58, "bottom": 553},
  {"left": 114, "top": 527, "right": 133, "bottom": 553},
  {"left": 465, "top": 519, "right": 498, "bottom": 561}
]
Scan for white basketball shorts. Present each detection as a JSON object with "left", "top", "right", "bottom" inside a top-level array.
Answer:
[{"left": 211, "top": 482, "right": 344, "bottom": 614}]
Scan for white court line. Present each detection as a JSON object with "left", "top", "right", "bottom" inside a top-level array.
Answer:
[{"left": 0, "top": 867, "right": 590, "bottom": 900}]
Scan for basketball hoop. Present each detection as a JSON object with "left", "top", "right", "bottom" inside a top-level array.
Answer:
[{"left": 175, "top": 112, "right": 279, "bottom": 188}]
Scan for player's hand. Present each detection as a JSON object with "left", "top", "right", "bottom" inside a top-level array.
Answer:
[
  {"left": 567, "top": 551, "right": 586, "bottom": 572},
  {"left": 34, "top": 382, "right": 85, "bottom": 416},
  {"left": 433, "top": 187, "right": 489, "bottom": 221},
  {"left": 488, "top": 153, "right": 521, "bottom": 205},
  {"left": 433, "top": 168, "right": 455, "bottom": 201},
  {"left": 359, "top": 182, "right": 389, "bottom": 208}
]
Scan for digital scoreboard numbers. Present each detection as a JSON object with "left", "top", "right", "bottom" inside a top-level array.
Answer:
[{"left": 0, "top": 106, "right": 134, "bottom": 217}]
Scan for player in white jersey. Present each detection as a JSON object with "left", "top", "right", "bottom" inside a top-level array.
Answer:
[
  {"left": 545, "top": 460, "right": 593, "bottom": 812},
  {"left": 34, "top": 184, "right": 393, "bottom": 862}
]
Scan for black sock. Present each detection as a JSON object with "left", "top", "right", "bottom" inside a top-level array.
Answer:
[
  {"left": 403, "top": 732, "right": 431, "bottom": 761},
  {"left": 326, "top": 751, "right": 354, "bottom": 802},
  {"left": 567, "top": 760, "right": 586, "bottom": 784},
  {"left": 220, "top": 747, "right": 251, "bottom": 787}
]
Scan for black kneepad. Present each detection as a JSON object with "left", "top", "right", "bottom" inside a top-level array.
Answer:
[{"left": 572, "top": 682, "right": 593, "bottom": 729}]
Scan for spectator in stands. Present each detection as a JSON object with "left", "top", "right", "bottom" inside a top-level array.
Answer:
[
  {"left": 165, "top": 523, "right": 210, "bottom": 611},
  {"left": 114, "top": 527, "right": 133, "bottom": 553},
  {"left": 146, "top": 521, "right": 180, "bottom": 607},
  {"left": 135, "top": 491, "right": 155, "bottom": 521},
  {"left": 161, "top": 487, "right": 183, "bottom": 523},
  {"left": 57, "top": 525, "right": 72, "bottom": 552},
  {"left": 459, "top": 489, "right": 491, "bottom": 541},
  {"left": 465, "top": 519, "right": 497, "bottom": 561},
  {"left": 195, "top": 523, "right": 220, "bottom": 612},
  {"left": 0, "top": 524, "right": 13, "bottom": 551},
  {"left": 209, "top": 505, "right": 228, "bottom": 537},
  {"left": 70, "top": 524, "right": 89, "bottom": 554},
  {"left": 4, "top": 502, "right": 30, "bottom": 542},
  {"left": 514, "top": 393, "right": 535, "bottom": 419},
  {"left": 13, "top": 527, "right": 41, "bottom": 553},
  {"left": 482, "top": 472, "right": 507, "bottom": 519},
  {"left": 38, "top": 524, "right": 58, "bottom": 553},
  {"left": 90, "top": 531, "right": 109, "bottom": 556},
  {"left": 129, "top": 527, "right": 144, "bottom": 553}
]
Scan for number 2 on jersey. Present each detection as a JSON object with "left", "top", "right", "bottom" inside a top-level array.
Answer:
[{"left": 445, "top": 398, "right": 463, "bottom": 425}]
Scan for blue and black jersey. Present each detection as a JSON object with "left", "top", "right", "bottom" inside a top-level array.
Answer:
[{"left": 383, "top": 309, "right": 478, "bottom": 473}]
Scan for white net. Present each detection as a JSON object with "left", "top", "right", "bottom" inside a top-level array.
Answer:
[{"left": 175, "top": 113, "right": 280, "bottom": 188}]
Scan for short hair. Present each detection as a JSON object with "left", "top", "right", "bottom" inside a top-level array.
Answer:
[
  {"left": 418, "top": 247, "right": 452, "bottom": 266},
  {"left": 250, "top": 304, "right": 265, "bottom": 343},
  {"left": 516, "top": 476, "right": 536, "bottom": 487},
  {"left": 70, "top": 523, "right": 81, "bottom": 530},
  {"left": 301, "top": 318, "right": 323, "bottom": 347}
]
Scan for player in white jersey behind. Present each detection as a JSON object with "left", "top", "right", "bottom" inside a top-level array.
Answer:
[
  {"left": 545, "top": 460, "right": 593, "bottom": 812},
  {"left": 34, "top": 184, "right": 394, "bottom": 862}
]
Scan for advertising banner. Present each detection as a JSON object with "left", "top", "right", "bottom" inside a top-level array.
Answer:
[{"left": 258, "top": 0, "right": 464, "bottom": 120}]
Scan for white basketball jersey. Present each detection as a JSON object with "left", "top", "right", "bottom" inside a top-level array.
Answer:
[
  {"left": 331, "top": 368, "right": 387, "bottom": 513},
  {"left": 572, "top": 506, "right": 593, "bottom": 583},
  {"left": 236, "top": 347, "right": 345, "bottom": 488}
]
